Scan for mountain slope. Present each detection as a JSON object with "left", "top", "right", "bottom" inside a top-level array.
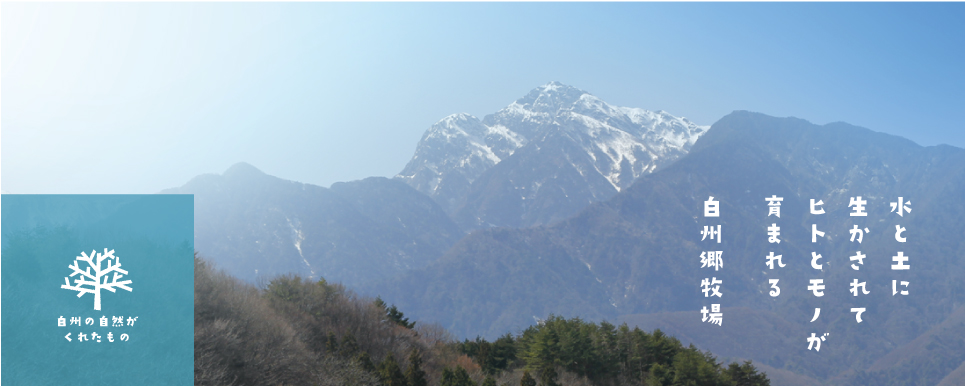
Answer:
[
  {"left": 397, "top": 82, "right": 707, "bottom": 229},
  {"left": 845, "top": 306, "right": 965, "bottom": 385},
  {"left": 376, "top": 111, "right": 965, "bottom": 382},
  {"left": 163, "top": 163, "right": 463, "bottom": 287}
]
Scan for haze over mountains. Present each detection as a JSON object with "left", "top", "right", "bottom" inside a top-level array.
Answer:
[
  {"left": 162, "top": 164, "right": 463, "bottom": 286},
  {"left": 167, "top": 83, "right": 965, "bottom": 385},
  {"left": 168, "top": 82, "right": 705, "bottom": 285}
]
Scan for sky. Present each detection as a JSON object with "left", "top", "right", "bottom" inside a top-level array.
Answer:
[{"left": 3, "top": 2, "right": 964, "bottom": 194}]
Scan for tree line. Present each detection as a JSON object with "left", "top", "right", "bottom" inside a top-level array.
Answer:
[{"left": 195, "top": 256, "right": 768, "bottom": 385}]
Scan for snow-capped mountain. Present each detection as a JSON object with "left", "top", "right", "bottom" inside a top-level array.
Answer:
[{"left": 397, "top": 82, "right": 708, "bottom": 229}]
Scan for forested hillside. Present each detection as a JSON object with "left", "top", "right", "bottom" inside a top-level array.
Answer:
[{"left": 194, "top": 257, "right": 769, "bottom": 386}]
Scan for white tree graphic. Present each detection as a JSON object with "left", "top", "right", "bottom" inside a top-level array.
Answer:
[{"left": 61, "top": 248, "right": 133, "bottom": 310}]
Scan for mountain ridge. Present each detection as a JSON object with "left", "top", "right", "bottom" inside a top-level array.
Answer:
[
  {"left": 397, "top": 82, "right": 708, "bottom": 229},
  {"left": 162, "top": 162, "right": 464, "bottom": 288},
  {"left": 373, "top": 110, "right": 965, "bottom": 383}
]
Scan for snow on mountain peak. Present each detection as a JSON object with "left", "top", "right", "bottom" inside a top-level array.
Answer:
[
  {"left": 540, "top": 81, "right": 563, "bottom": 92},
  {"left": 515, "top": 82, "right": 590, "bottom": 115},
  {"left": 398, "top": 83, "right": 709, "bottom": 216},
  {"left": 424, "top": 113, "right": 485, "bottom": 140},
  {"left": 441, "top": 112, "right": 478, "bottom": 125}
]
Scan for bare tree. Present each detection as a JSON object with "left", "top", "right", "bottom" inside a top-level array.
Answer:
[{"left": 61, "top": 249, "right": 133, "bottom": 310}]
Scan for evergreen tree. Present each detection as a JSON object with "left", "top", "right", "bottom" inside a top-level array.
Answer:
[
  {"left": 520, "top": 371, "right": 536, "bottom": 386},
  {"left": 492, "top": 333, "right": 518, "bottom": 371},
  {"left": 671, "top": 348, "right": 719, "bottom": 386},
  {"left": 374, "top": 296, "right": 416, "bottom": 329},
  {"left": 481, "top": 376, "right": 497, "bottom": 386},
  {"left": 538, "top": 366, "right": 559, "bottom": 386},
  {"left": 441, "top": 368, "right": 456, "bottom": 386},
  {"left": 460, "top": 335, "right": 516, "bottom": 375},
  {"left": 647, "top": 363, "right": 673, "bottom": 386},
  {"left": 478, "top": 340, "right": 494, "bottom": 374},
  {"left": 339, "top": 332, "right": 360, "bottom": 358},
  {"left": 454, "top": 366, "right": 475, "bottom": 386},
  {"left": 441, "top": 366, "right": 476, "bottom": 386},
  {"left": 325, "top": 331, "right": 339, "bottom": 354},
  {"left": 374, "top": 296, "right": 387, "bottom": 310},
  {"left": 723, "top": 361, "right": 770, "bottom": 386},
  {"left": 378, "top": 353, "right": 408, "bottom": 386},
  {"left": 387, "top": 304, "right": 415, "bottom": 329},
  {"left": 358, "top": 352, "right": 377, "bottom": 374},
  {"left": 405, "top": 349, "right": 428, "bottom": 386}
]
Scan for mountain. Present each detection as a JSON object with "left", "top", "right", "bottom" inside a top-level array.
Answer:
[
  {"left": 396, "top": 82, "right": 707, "bottom": 229},
  {"left": 162, "top": 162, "right": 463, "bottom": 287},
  {"left": 846, "top": 305, "right": 965, "bottom": 385},
  {"left": 374, "top": 111, "right": 965, "bottom": 383}
]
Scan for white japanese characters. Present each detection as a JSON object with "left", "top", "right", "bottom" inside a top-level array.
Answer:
[
  {"left": 700, "top": 251, "right": 723, "bottom": 271},
  {"left": 765, "top": 252, "right": 785, "bottom": 270},
  {"left": 889, "top": 197, "right": 912, "bottom": 298},
  {"left": 891, "top": 252, "right": 911, "bottom": 270},
  {"left": 810, "top": 199, "right": 825, "bottom": 215},
  {"left": 849, "top": 225, "right": 870, "bottom": 243},
  {"left": 895, "top": 225, "right": 907, "bottom": 242},
  {"left": 807, "top": 333, "right": 829, "bottom": 352},
  {"left": 893, "top": 280, "right": 910, "bottom": 296},
  {"left": 890, "top": 197, "right": 911, "bottom": 217},
  {"left": 850, "top": 252, "right": 866, "bottom": 270},
  {"left": 748, "top": 194, "right": 920, "bottom": 352},
  {"left": 767, "top": 223, "right": 781, "bottom": 244},
  {"left": 849, "top": 196, "right": 868, "bottom": 216},
  {"left": 768, "top": 279, "right": 780, "bottom": 297},
  {"left": 700, "top": 304, "right": 723, "bottom": 326},
  {"left": 850, "top": 279, "right": 870, "bottom": 296},
  {"left": 704, "top": 196, "right": 720, "bottom": 217},
  {"left": 851, "top": 308, "right": 866, "bottom": 323},
  {"left": 764, "top": 196, "right": 787, "bottom": 302},
  {"left": 805, "top": 196, "right": 830, "bottom": 349},
  {"left": 811, "top": 224, "right": 825, "bottom": 242},
  {"left": 701, "top": 225, "right": 721, "bottom": 243},
  {"left": 700, "top": 196, "right": 724, "bottom": 326},
  {"left": 701, "top": 277, "right": 723, "bottom": 298},
  {"left": 808, "top": 279, "right": 826, "bottom": 297},
  {"left": 810, "top": 252, "right": 824, "bottom": 270},
  {"left": 765, "top": 195, "right": 783, "bottom": 217},
  {"left": 58, "top": 314, "right": 138, "bottom": 343}
]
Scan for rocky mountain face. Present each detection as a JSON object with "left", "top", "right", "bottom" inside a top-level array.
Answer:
[
  {"left": 375, "top": 111, "right": 965, "bottom": 383},
  {"left": 396, "top": 82, "right": 707, "bottom": 229},
  {"left": 162, "top": 162, "right": 463, "bottom": 287}
]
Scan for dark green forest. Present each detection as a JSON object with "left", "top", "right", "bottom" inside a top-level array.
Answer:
[{"left": 195, "top": 257, "right": 768, "bottom": 386}]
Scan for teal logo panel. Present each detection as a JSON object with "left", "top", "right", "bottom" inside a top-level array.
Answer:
[{"left": 2, "top": 195, "right": 194, "bottom": 385}]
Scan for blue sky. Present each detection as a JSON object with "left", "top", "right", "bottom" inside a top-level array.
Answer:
[{"left": 3, "top": 2, "right": 964, "bottom": 194}]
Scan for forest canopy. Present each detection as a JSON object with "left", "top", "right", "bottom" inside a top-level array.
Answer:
[{"left": 195, "top": 257, "right": 768, "bottom": 386}]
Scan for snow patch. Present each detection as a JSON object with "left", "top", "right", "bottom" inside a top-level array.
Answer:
[{"left": 287, "top": 217, "right": 316, "bottom": 279}]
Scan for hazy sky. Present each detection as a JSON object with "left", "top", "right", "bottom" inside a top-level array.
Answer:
[{"left": 3, "top": 3, "right": 964, "bottom": 194}]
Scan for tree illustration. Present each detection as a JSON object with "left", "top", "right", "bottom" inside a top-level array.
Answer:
[{"left": 61, "top": 248, "right": 133, "bottom": 310}]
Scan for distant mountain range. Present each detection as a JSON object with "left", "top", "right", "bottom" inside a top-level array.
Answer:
[
  {"left": 162, "top": 163, "right": 463, "bottom": 287},
  {"left": 397, "top": 82, "right": 707, "bottom": 229},
  {"left": 165, "top": 82, "right": 706, "bottom": 285},
  {"left": 167, "top": 84, "right": 965, "bottom": 385},
  {"left": 376, "top": 110, "right": 965, "bottom": 384}
]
